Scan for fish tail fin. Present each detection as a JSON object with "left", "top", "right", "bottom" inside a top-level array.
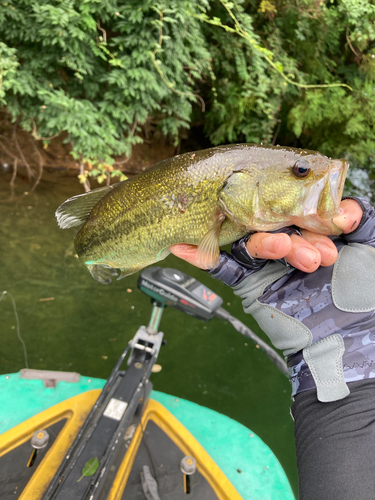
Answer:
[{"left": 56, "top": 184, "right": 119, "bottom": 229}]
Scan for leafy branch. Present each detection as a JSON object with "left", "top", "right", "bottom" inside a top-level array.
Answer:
[
  {"left": 194, "top": 0, "right": 353, "bottom": 92},
  {"left": 150, "top": 8, "right": 206, "bottom": 111}
]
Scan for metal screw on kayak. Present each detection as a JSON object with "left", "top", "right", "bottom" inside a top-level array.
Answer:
[
  {"left": 31, "top": 429, "right": 50, "bottom": 449},
  {"left": 181, "top": 456, "right": 196, "bottom": 494},
  {"left": 27, "top": 429, "right": 50, "bottom": 468},
  {"left": 180, "top": 456, "right": 196, "bottom": 475}
]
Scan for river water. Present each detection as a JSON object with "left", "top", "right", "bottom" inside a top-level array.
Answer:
[{"left": 0, "top": 168, "right": 297, "bottom": 495}]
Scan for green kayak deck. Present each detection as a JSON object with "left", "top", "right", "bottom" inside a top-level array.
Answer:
[{"left": 0, "top": 371, "right": 294, "bottom": 500}]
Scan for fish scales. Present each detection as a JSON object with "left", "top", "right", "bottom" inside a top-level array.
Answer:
[
  {"left": 77, "top": 149, "right": 240, "bottom": 260},
  {"left": 56, "top": 144, "right": 349, "bottom": 284}
]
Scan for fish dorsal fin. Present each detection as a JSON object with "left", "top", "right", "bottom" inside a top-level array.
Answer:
[
  {"left": 56, "top": 184, "right": 117, "bottom": 229},
  {"left": 196, "top": 211, "right": 226, "bottom": 269}
]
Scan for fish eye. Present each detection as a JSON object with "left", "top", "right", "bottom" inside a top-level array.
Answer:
[{"left": 292, "top": 159, "right": 311, "bottom": 178}]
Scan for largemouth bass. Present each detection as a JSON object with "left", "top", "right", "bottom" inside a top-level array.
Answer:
[{"left": 56, "top": 144, "right": 349, "bottom": 284}]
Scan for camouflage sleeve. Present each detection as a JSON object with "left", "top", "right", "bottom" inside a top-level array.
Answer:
[
  {"left": 342, "top": 197, "right": 375, "bottom": 247},
  {"left": 207, "top": 250, "right": 258, "bottom": 287}
]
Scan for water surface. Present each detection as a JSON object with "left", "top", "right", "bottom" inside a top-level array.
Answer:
[{"left": 0, "top": 169, "right": 297, "bottom": 495}]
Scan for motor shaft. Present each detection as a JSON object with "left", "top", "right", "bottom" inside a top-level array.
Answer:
[{"left": 147, "top": 301, "right": 165, "bottom": 334}]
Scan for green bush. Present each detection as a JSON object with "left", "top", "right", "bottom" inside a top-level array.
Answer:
[
  {"left": 1, "top": 0, "right": 374, "bottom": 191},
  {"left": 203, "top": 2, "right": 375, "bottom": 160},
  {"left": 0, "top": 0, "right": 212, "bottom": 184}
]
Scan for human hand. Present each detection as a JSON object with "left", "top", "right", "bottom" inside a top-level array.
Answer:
[{"left": 170, "top": 199, "right": 363, "bottom": 273}]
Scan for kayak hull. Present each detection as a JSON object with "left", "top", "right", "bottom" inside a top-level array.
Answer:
[{"left": 0, "top": 372, "right": 294, "bottom": 500}]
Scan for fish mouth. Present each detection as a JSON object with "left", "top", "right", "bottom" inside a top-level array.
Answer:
[
  {"left": 298, "top": 159, "right": 349, "bottom": 235},
  {"left": 326, "top": 159, "right": 349, "bottom": 213}
]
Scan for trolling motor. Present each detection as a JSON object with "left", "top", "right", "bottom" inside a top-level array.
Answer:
[
  {"left": 44, "top": 267, "right": 287, "bottom": 500},
  {"left": 139, "top": 267, "right": 223, "bottom": 322},
  {"left": 138, "top": 267, "right": 288, "bottom": 377}
]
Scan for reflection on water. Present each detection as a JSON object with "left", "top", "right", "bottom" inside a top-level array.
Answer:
[{"left": 0, "top": 169, "right": 297, "bottom": 494}]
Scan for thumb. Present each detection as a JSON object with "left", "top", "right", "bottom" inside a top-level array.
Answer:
[{"left": 169, "top": 244, "right": 200, "bottom": 267}]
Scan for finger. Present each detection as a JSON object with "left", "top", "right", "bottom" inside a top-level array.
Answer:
[
  {"left": 246, "top": 232, "right": 292, "bottom": 260},
  {"left": 285, "top": 234, "right": 321, "bottom": 272},
  {"left": 169, "top": 243, "right": 200, "bottom": 267},
  {"left": 300, "top": 230, "right": 338, "bottom": 267},
  {"left": 333, "top": 199, "right": 363, "bottom": 234}
]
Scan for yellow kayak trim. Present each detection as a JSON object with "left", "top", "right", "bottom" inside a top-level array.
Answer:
[
  {"left": 0, "top": 390, "right": 242, "bottom": 499},
  {"left": 107, "top": 398, "right": 243, "bottom": 500},
  {"left": 0, "top": 389, "right": 101, "bottom": 500}
]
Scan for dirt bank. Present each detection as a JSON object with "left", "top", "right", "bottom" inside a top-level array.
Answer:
[{"left": 0, "top": 114, "right": 180, "bottom": 192}]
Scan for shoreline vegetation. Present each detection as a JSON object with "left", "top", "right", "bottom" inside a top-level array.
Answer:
[{"left": 0, "top": 0, "right": 374, "bottom": 199}]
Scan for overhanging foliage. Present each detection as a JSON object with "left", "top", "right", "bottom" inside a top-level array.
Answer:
[{"left": 0, "top": 0, "right": 374, "bottom": 191}]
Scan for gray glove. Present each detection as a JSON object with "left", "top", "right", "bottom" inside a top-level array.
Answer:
[{"left": 208, "top": 198, "right": 375, "bottom": 403}]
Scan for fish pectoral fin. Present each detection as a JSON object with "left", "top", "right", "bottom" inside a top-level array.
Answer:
[
  {"left": 196, "top": 212, "right": 226, "bottom": 269},
  {"left": 56, "top": 183, "right": 121, "bottom": 229},
  {"left": 87, "top": 264, "right": 119, "bottom": 285},
  {"left": 218, "top": 171, "right": 257, "bottom": 227}
]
